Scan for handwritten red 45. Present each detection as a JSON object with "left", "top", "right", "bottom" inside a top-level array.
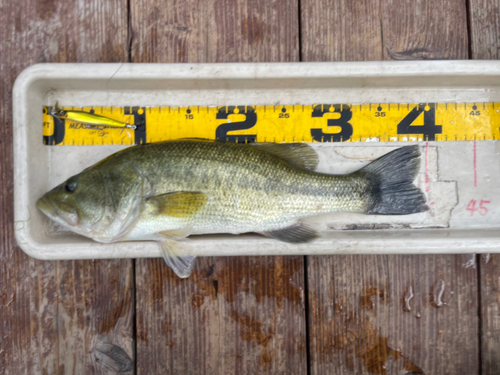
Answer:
[{"left": 466, "top": 200, "right": 490, "bottom": 216}]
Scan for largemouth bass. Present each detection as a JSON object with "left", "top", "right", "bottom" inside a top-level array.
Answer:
[{"left": 37, "top": 141, "right": 427, "bottom": 278}]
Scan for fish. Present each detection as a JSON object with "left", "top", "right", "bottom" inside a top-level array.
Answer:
[
  {"left": 51, "top": 105, "right": 136, "bottom": 129},
  {"left": 36, "top": 140, "right": 427, "bottom": 278}
]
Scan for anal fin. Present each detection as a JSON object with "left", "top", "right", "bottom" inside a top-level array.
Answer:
[{"left": 261, "top": 222, "right": 319, "bottom": 243}]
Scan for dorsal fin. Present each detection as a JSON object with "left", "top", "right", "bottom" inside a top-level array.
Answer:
[{"left": 253, "top": 143, "right": 319, "bottom": 170}]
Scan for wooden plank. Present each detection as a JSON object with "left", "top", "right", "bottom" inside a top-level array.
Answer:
[
  {"left": 136, "top": 256, "right": 306, "bottom": 374},
  {"left": 300, "top": 0, "right": 382, "bottom": 61},
  {"left": 130, "top": 0, "right": 300, "bottom": 63},
  {"left": 301, "top": 0, "right": 479, "bottom": 374},
  {"left": 469, "top": 0, "right": 500, "bottom": 59},
  {"left": 469, "top": 2, "right": 500, "bottom": 373},
  {"left": 381, "top": 0, "right": 469, "bottom": 60},
  {"left": 0, "top": 1, "right": 133, "bottom": 374},
  {"left": 131, "top": 1, "right": 306, "bottom": 374},
  {"left": 206, "top": 0, "right": 300, "bottom": 62},
  {"left": 56, "top": 260, "right": 135, "bottom": 374},
  {"left": 308, "top": 255, "right": 479, "bottom": 375},
  {"left": 477, "top": 254, "right": 500, "bottom": 374},
  {"left": 0, "top": 0, "right": 127, "bottom": 63},
  {"left": 130, "top": 0, "right": 209, "bottom": 63}
]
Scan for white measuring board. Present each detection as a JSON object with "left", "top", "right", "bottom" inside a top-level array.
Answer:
[{"left": 13, "top": 62, "right": 500, "bottom": 260}]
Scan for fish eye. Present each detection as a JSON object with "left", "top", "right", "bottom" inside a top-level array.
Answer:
[{"left": 65, "top": 179, "right": 77, "bottom": 193}]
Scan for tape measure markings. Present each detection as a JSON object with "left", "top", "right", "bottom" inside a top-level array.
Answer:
[{"left": 42, "top": 103, "right": 500, "bottom": 146}]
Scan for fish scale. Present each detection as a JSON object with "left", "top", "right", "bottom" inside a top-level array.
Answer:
[{"left": 118, "top": 141, "right": 369, "bottom": 236}]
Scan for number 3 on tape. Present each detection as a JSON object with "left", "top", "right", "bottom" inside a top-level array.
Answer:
[{"left": 311, "top": 104, "right": 353, "bottom": 143}]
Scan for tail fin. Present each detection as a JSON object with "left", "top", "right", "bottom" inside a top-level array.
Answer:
[{"left": 361, "top": 145, "right": 428, "bottom": 215}]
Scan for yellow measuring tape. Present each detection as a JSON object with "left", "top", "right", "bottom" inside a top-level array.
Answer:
[{"left": 42, "top": 103, "right": 500, "bottom": 146}]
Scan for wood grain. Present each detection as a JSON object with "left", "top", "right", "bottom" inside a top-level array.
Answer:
[
  {"left": 131, "top": 1, "right": 305, "bottom": 374},
  {"left": 477, "top": 254, "right": 500, "bottom": 374},
  {"left": 56, "top": 260, "right": 135, "bottom": 374},
  {"left": 301, "top": 0, "right": 382, "bottom": 61},
  {"left": 469, "top": 2, "right": 500, "bottom": 373},
  {"left": 130, "top": 0, "right": 299, "bottom": 63},
  {"left": 206, "top": 0, "right": 300, "bottom": 62},
  {"left": 0, "top": 0, "right": 127, "bottom": 64},
  {"left": 136, "top": 256, "right": 306, "bottom": 374},
  {"left": 301, "top": 0, "right": 479, "bottom": 374},
  {"left": 0, "top": 1, "right": 132, "bottom": 374},
  {"left": 308, "top": 255, "right": 479, "bottom": 375},
  {"left": 469, "top": 0, "right": 500, "bottom": 59},
  {"left": 381, "top": 0, "right": 469, "bottom": 60},
  {"left": 130, "top": 0, "right": 210, "bottom": 63}
]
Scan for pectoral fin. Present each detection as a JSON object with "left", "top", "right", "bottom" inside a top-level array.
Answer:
[
  {"left": 158, "top": 237, "right": 196, "bottom": 278},
  {"left": 261, "top": 222, "right": 319, "bottom": 243},
  {"left": 147, "top": 192, "right": 207, "bottom": 218}
]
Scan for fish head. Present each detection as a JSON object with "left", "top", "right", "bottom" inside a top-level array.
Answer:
[
  {"left": 37, "top": 147, "right": 148, "bottom": 242},
  {"left": 37, "top": 168, "right": 110, "bottom": 237}
]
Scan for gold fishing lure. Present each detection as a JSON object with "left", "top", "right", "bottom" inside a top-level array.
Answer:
[{"left": 51, "top": 104, "right": 136, "bottom": 130}]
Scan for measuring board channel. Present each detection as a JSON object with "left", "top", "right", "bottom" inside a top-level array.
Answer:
[{"left": 42, "top": 103, "right": 500, "bottom": 146}]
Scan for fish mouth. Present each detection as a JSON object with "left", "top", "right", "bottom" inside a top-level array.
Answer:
[
  {"left": 36, "top": 196, "right": 79, "bottom": 227},
  {"left": 36, "top": 197, "right": 57, "bottom": 218}
]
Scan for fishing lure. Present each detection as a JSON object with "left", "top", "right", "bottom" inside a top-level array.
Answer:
[{"left": 50, "top": 104, "right": 137, "bottom": 130}]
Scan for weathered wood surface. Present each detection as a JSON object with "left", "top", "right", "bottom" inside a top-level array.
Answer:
[
  {"left": 301, "top": 0, "right": 382, "bottom": 61},
  {"left": 131, "top": 1, "right": 306, "bottom": 374},
  {"left": 477, "top": 254, "right": 500, "bottom": 375},
  {"left": 381, "top": 0, "right": 469, "bottom": 60},
  {"left": 3, "top": 0, "right": 500, "bottom": 374},
  {"left": 301, "top": 0, "right": 478, "bottom": 374},
  {"left": 469, "top": 0, "right": 500, "bottom": 59},
  {"left": 307, "top": 255, "right": 479, "bottom": 375},
  {"left": 468, "top": 1, "right": 500, "bottom": 373},
  {"left": 131, "top": 0, "right": 299, "bottom": 64},
  {"left": 135, "top": 257, "right": 306, "bottom": 374},
  {"left": 130, "top": 0, "right": 209, "bottom": 63},
  {"left": 0, "top": 1, "right": 134, "bottom": 374}
]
